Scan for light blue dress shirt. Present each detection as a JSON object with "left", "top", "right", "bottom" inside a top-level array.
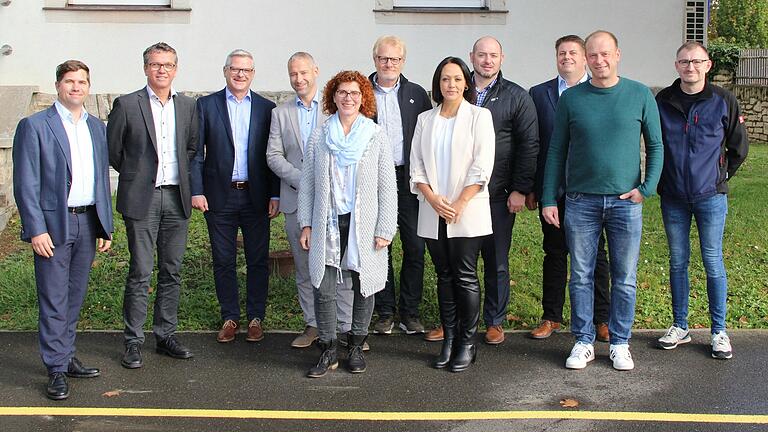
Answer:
[
  {"left": 373, "top": 76, "right": 405, "bottom": 166},
  {"left": 297, "top": 92, "right": 320, "bottom": 151},
  {"left": 226, "top": 87, "right": 252, "bottom": 181},
  {"left": 557, "top": 72, "right": 589, "bottom": 96}
]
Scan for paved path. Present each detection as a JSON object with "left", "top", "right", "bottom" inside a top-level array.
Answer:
[{"left": 1, "top": 329, "right": 767, "bottom": 431}]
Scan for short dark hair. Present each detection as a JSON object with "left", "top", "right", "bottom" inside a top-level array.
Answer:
[
  {"left": 56, "top": 60, "right": 90, "bottom": 84},
  {"left": 555, "top": 35, "right": 586, "bottom": 53},
  {"left": 676, "top": 41, "right": 709, "bottom": 57},
  {"left": 143, "top": 42, "right": 178, "bottom": 65},
  {"left": 585, "top": 30, "right": 619, "bottom": 49},
  {"left": 431, "top": 57, "right": 476, "bottom": 105}
]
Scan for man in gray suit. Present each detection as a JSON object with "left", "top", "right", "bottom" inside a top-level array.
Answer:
[
  {"left": 108, "top": 42, "right": 198, "bottom": 369},
  {"left": 14, "top": 60, "right": 113, "bottom": 400},
  {"left": 267, "top": 52, "right": 353, "bottom": 348}
]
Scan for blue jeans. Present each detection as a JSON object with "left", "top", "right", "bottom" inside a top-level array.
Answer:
[
  {"left": 661, "top": 194, "right": 728, "bottom": 334},
  {"left": 564, "top": 193, "right": 643, "bottom": 345}
]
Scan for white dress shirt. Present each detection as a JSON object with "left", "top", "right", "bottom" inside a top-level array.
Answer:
[
  {"left": 55, "top": 101, "right": 95, "bottom": 207},
  {"left": 146, "top": 85, "right": 179, "bottom": 187}
]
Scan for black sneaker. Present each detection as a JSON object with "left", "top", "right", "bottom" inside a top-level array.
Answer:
[
  {"left": 399, "top": 316, "right": 425, "bottom": 334},
  {"left": 373, "top": 316, "right": 394, "bottom": 335}
]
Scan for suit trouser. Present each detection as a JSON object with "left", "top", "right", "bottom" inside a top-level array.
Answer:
[
  {"left": 426, "top": 219, "right": 483, "bottom": 343},
  {"left": 376, "top": 165, "right": 426, "bottom": 319},
  {"left": 205, "top": 188, "right": 269, "bottom": 322},
  {"left": 315, "top": 213, "right": 374, "bottom": 342},
  {"left": 35, "top": 209, "right": 97, "bottom": 373},
  {"left": 480, "top": 199, "right": 515, "bottom": 327},
  {"left": 284, "top": 210, "right": 352, "bottom": 332},
  {"left": 123, "top": 186, "right": 189, "bottom": 345},
  {"left": 539, "top": 197, "right": 611, "bottom": 324}
]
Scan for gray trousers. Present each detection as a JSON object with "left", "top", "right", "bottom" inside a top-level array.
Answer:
[
  {"left": 315, "top": 266, "right": 374, "bottom": 342},
  {"left": 285, "top": 211, "right": 352, "bottom": 332},
  {"left": 122, "top": 187, "right": 189, "bottom": 345}
]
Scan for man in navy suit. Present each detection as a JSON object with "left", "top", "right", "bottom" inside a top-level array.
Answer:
[
  {"left": 191, "top": 49, "right": 279, "bottom": 343},
  {"left": 13, "top": 60, "right": 113, "bottom": 400},
  {"left": 527, "top": 35, "right": 610, "bottom": 341}
]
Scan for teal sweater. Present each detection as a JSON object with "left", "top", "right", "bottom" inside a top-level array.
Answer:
[{"left": 541, "top": 78, "right": 663, "bottom": 207}]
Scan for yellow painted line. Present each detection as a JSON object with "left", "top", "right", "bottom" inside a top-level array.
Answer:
[{"left": 0, "top": 407, "right": 767, "bottom": 423}]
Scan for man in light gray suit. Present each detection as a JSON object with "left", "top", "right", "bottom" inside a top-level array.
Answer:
[
  {"left": 267, "top": 52, "right": 353, "bottom": 348},
  {"left": 108, "top": 42, "right": 198, "bottom": 369}
]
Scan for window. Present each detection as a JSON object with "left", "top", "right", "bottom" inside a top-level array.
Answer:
[
  {"left": 394, "top": 0, "right": 485, "bottom": 7},
  {"left": 684, "top": 0, "right": 707, "bottom": 44},
  {"left": 68, "top": 0, "right": 170, "bottom": 4}
]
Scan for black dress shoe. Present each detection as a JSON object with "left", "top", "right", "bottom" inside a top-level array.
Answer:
[
  {"left": 156, "top": 335, "right": 193, "bottom": 359},
  {"left": 46, "top": 372, "right": 69, "bottom": 400},
  {"left": 121, "top": 343, "right": 143, "bottom": 369},
  {"left": 66, "top": 357, "right": 100, "bottom": 378}
]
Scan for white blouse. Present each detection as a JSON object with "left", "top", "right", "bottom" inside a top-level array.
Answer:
[{"left": 432, "top": 115, "right": 456, "bottom": 197}]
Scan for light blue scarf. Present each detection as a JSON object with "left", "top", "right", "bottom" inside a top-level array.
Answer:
[{"left": 325, "top": 113, "right": 376, "bottom": 167}]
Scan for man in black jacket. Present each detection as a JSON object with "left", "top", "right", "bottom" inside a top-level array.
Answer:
[
  {"left": 470, "top": 36, "right": 539, "bottom": 345},
  {"left": 368, "top": 36, "right": 433, "bottom": 336}
]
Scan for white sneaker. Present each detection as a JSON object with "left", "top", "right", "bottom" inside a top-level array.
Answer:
[
  {"left": 609, "top": 344, "right": 635, "bottom": 371},
  {"left": 565, "top": 342, "right": 595, "bottom": 369},
  {"left": 657, "top": 325, "right": 691, "bottom": 350},
  {"left": 711, "top": 331, "right": 733, "bottom": 359}
]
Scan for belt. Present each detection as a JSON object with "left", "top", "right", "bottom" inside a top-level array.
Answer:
[
  {"left": 156, "top": 184, "right": 179, "bottom": 190},
  {"left": 68, "top": 205, "right": 94, "bottom": 214},
  {"left": 231, "top": 181, "right": 249, "bottom": 190}
]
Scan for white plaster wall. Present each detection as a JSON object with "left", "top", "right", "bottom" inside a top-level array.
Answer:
[{"left": 0, "top": 0, "right": 682, "bottom": 94}]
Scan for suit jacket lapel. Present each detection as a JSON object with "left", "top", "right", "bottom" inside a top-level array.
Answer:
[
  {"left": 214, "top": 90, "right": 235, "bottom": 147},
  {"left": 286, "top": 101, "right": 303, "bottom": 154},
  {"left": 448, "top": 101, "right": 472, "bottom": 197},
  {"left": 86, "top": 116, "right": 104, "bottom": 185},
  {"left": 46, "top": 106, "right": 72, "bottom": 176},
  {"left": 137, "top": 90, "right": 158, "bottom": 153},
  {"left": 547, "top": 79, "right": 559, "bottom": 112},
  {"left": 247, "top": 91, "right": 260, "bottom": 159}
]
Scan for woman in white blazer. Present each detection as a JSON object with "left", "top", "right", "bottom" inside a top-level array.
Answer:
[{"left": 410, "top": 57, "right": 495, "bottom": 372}]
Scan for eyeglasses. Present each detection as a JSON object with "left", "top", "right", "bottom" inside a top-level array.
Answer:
[
  {"left": 376, "top": 56, "right": 403, "bottom": 65},
  {"left": 676, "top": 59, "right": 710, "bottom": 68},
  {"left": 335, "top": 89, "right": 362, "bottom": 100},
  {"left": 227, "top": 67, "right": 255, "bottom": 75},
  {"left": 147, "top": 62, "right": 177, "bottom": 71}
]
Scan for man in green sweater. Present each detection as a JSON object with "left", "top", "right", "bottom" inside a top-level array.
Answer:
[{"left": 541, "top": 30, "right": 663, "bottom": 371}]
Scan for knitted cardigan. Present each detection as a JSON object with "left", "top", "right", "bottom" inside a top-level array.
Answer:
[{"left": 297, "top": 121, "right": 398, "bottom": 298}]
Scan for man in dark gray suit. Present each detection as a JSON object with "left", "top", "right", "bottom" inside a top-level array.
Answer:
[
  {"left": 108, "top": 42, "right": 198, "bottom": 369},
  {"left": 13, "top": 60, "right": 113, "bottom": 400}
]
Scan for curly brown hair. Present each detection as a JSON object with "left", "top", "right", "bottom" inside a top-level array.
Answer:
[{"left": 322, "top": 70, "right": 377, "bottom": 119}]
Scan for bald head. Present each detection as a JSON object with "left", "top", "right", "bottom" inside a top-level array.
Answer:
[{"left": 472, "top": 36, "right": 503, "bottom": 54}]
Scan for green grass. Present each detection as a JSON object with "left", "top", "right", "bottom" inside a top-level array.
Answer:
[{"left": 1, "top": 145, "right": 767, "bottom": 332}]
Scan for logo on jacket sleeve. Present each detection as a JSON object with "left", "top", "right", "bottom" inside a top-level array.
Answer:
[{"left": 739, "top": 115, "right": 745, "bottom": 124}]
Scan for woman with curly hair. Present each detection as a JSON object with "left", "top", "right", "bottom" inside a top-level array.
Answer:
[
  {"left": 298, "top": 70, "right": 397, "bottom": 378},
  {"left": 410, "top": 57, "right": 495, "bottom": 372}
]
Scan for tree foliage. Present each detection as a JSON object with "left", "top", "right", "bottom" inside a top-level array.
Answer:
[{"left": 710, "top": 0, "right": 768, "bottom": 48}]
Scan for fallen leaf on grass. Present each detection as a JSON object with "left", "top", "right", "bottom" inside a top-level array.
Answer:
[
  {"left": 644, "top": 317, "right": 654, "bottom": 323},
  {"left": 693, "top": 323, "right": 705, "bottom": 329},
  {"left": 639, "top": 281, "right": 650, "bottom": 289},
  {"left": 102, "top": 390, "right": 121, "bottom": 398},
  {"left": 560, "top": 398, "right": 579, "bottom": 408},
  {"left": 739, "top": 316, "right": 749, "bottom": 324},
  {"left": 509, "top": 280, "right": 517, "bottom": 287},
  {"left": 506, "top": 314, "right": 521, "bottom": 322},
  {"left": 148, "top": 286, "right": 154, "bottom": 294}
]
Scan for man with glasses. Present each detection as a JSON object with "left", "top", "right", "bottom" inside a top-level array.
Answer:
[
  {"left": 109, "top": 42, "right": 198, "bottom": 369},
  {"left": 541, "top": 30, "right": 663, "bottom": 371},
  {"left": 368, "top": 36, "right": 432, "bottom": 336},
  {"left": 655, "top": 41, "right": 748, "bottom": 359},
  {"left": 469, "top": 36, "right": 539, "bottom": 345},
  {"left": 191, "top": 49, "right": 279, "bottom": 344}
]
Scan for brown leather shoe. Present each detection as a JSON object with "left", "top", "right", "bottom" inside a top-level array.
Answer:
[
  {"left": 217, "top": 319, "right": 239, "bottom": 343},
  {"left": 424, "top": 326, "right": 444, "bottom": 342},
  {"left": 291, "top": 326, "right": 318, "bottom": 348},
  {"left": 246, "top": 318, "right": 264, "bottom": 342},
  {"left": 530, "top": 320, "right": 561, "bottom": 339},
  {"left": 596, "top": 322, "right": 610, "bottom": 343},
  {"left": 484, "top": 325, "right": 505, "bottom": 345}
]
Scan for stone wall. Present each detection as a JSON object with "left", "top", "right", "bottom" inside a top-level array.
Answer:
[
  {"left": 731, "top": 86, "right": 768, "bottom": 143},
  {"left": 0, "top": 89, "right": 296, "bottom": 233}
]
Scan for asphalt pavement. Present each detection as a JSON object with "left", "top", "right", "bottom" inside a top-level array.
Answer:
[{"left": 1, "top": 329, "right": 767, "bottom": 432}]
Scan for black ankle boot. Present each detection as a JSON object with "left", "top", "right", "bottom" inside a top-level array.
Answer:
[
  {"left": 347, "top": 334, "right": 367, "bottom": 373},
  {"left": 432, "top": 327, "right": 456, "bottom": 369},
  {"left": 307, "top": 339, "right": 338, "bottom": 378},
  {"left": 449, "top": 343, "right": 477, "bottom": 373}
]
